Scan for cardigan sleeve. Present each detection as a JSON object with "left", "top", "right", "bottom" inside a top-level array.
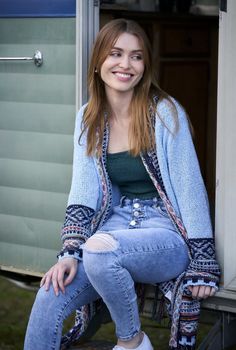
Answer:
[
  {"left": 57, "top": 105, "right": 99, "bottom": 260},
  {"left": 165, "top": 99, "right": 213, "bottom": 240},
  {"left": 164, "top": 99, "right": 220, "bottom": 287},
  {"left": 156, "top": 99, "right": 220, "bottom": 350}
]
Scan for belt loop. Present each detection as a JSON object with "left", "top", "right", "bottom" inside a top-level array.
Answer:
[
  {"left": 150, "top": 197, "right": 158, "bottom": 208},
  {"left": 119, "top": 195, "right": 126, "bottom": 208}
]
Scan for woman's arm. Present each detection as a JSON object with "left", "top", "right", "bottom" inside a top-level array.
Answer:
[
  {"left": 42, "top": 106, "right": 100, "bottom": 294},
  {"left": 166, "top": 100, "right": 213, "bottom": 240},
  {"left": 57, "top": 105, "right": 99, "bottom": 261},
  {"left": 160, "top": 98, "right": 220, "bottom": 291}
]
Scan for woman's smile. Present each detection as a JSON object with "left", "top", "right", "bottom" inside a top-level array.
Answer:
[{"left": 112, "top": 71, "right": 134, "bottom": 81}]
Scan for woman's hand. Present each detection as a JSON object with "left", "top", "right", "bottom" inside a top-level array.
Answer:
[
  {"left": 40, "top": 258, "right": 78, "bottom": 296},
  {"left": 188, "top": 285, "right": 216, "bottom": 300}
]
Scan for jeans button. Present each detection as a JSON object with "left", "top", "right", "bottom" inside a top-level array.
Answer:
[
  {"left": 133, "top": 211, "right": 139, "bottom": 217},
  {"left": 133, "top": 203, "right": 140, "bottom": 209},
  {"left": 130, "top": 220, "right": 137, "bottom": 226}
]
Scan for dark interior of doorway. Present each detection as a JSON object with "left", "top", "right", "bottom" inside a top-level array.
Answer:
[{"left": 100, "top": 5, "right": 219, "bottom": 223}]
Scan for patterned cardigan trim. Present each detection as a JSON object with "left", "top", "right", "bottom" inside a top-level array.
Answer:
[
  {"left": 188, "top": 237, "right": 216, "bottom": 259},
  {"left": 57, "top": 204, "right": 95, "bottom": 260}
]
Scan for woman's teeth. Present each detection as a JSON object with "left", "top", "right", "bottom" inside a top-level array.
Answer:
[{"left": 115, "top": 72, "right": 132, "bottom": 78}]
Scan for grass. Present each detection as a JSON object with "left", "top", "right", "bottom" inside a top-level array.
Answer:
[
  {"left": 0, "top": 276, "right": 236, "bottom": 350},
  {"left": 0, "top": 276, "right": 36, "bottom": 350}
]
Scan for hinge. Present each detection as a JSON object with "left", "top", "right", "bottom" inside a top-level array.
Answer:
[{"left": 220, "top": 0, "right": 227, "bottom": 12}]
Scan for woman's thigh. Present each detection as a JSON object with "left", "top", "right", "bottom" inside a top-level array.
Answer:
[
  {"left": 96, "top": 198, "right": 190, "bottom": 284},
  {"left": 99, "top": 228, "right": 189, "bottom": 284}
]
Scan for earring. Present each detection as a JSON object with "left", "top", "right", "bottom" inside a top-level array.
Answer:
[{"left": 95, "top": 68, "right": 98, "bottom": 73}]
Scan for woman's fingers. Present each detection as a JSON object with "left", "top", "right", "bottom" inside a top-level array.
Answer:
[
  {"left": 198, "top": 285, "right": 207, "bottom": 299},
  {"left": 40, "top": 268, "right": 54, "bottom": 287},
  {"left": 40, "top": 259, "right": 78, "bottom": 296},
  {"left": 40, "top": 274, "right": 46, "bottom": 287},
  {"left": 189, "top": 285, "right": 216, "bottom": 300},
  {"left": 41, "top": 265, "right": 60, "bottom": 296},
  {"left": 210, "top": 287, "right": 216, "bottom": 296},
  {"left": 64, "top": 264, "right": 77, "bottom": 287},
  {"left": 44, "top": 269, "right": 53, "bottom": 292},
  {"left": 57, "top": 267, "right": 66, "bottom": 294},
  {"left": 202, "top": 286, "right": 211, "bottom": 299},
  {"left": 191, "top": 285, "right": 200, "bottom": 299},
  {"left": 51, "top": 268, "right": 59, "bottom": 296}
]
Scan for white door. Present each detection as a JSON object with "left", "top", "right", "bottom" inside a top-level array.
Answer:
[{"left": 215, "top": 0, "right": 236, "bottom": 292}]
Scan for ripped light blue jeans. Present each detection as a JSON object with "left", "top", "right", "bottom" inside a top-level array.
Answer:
[{"left": 24, "top": 197, "right": 189, "bottom": 350}]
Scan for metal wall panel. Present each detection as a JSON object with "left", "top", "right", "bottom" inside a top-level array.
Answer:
[{"left": 0, "top": 18, "right": 76, "bottom": 275}]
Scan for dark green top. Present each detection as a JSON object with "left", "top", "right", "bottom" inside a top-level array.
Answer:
[{"left": 106, "top": 151, "right": 159, "bottom": 199}]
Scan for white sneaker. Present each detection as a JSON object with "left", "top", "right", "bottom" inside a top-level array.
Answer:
[{"left": 112, "top": 332, "right": 154, "bottom": 350}]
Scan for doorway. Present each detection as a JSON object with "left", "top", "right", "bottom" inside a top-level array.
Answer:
[{"left": 99, "top": 3, "right": 219, "bottom": 218}]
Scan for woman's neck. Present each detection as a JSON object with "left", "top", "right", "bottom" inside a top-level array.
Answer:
[{"left": 106, "top": 89, "right": 133, "bottom": 121}]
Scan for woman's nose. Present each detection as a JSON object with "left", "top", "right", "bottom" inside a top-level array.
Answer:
[{"left": 119, "top": 55, "right": 130, "bottom": 69}]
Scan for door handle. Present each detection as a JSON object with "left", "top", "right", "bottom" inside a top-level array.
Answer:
[{"left": 0, "top": 50, "right": 43, "bottom": 67}]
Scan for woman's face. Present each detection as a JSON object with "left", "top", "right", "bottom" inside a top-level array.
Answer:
[{"left": 100, "top": 32, "right": 145, "bottom": 97}]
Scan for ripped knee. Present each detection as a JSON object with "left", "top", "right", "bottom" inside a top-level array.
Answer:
[{"left": 83, "top": 232, "right": 119, "bottom": 252}]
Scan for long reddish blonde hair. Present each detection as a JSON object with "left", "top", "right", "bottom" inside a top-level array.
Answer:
[{"left": 81, "top": 18, "right": 177, "bottom": 156}]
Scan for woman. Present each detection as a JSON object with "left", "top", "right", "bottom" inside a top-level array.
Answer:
[{"left": 24, "top": 19, "right": 220, "bottom": 350}]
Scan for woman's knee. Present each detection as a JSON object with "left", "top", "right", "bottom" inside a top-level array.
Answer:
[
  {"left": 34, "top": 285, "right": 57, "bottom": 310},
  {"left": 82, "top": 233, "right": 119, "bottom": 276},
  {"left": 83, "top": 232, "right": 119, "bottom": 252}
]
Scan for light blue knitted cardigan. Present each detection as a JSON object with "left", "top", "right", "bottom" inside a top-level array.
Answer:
[{"left": 58, "top": 97, "right": 220, "bottom": 349}]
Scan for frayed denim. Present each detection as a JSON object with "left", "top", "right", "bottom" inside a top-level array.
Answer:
[{"left": 24, "top": 197, "right": 189, "bottom": 349}]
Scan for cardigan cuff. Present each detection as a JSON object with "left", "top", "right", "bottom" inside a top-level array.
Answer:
[
  {"left": 57, "top": 248, "right": 83, "bottom": 261},
  {"left": 58, "top": 204, "right": 95, "bottom": 261},
  {"left": 61, "top": 204, "right": 95, "bottom": 241},
  {"left": 186, "top": 238, "right": 221, "bottom": 288},
  {"left": 57, "top": 237, "right": 85, "bottom": 261},
  {"left": 184, "top": 258, "right": 220, "bottom": 290}
]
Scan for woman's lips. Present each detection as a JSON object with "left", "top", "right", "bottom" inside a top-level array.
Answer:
[{"left": 113, "top": 72, "right": 133, "bottom": 81}]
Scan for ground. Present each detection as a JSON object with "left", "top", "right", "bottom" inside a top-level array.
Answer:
[{"left": 0, "top": 276, "right": 235, "bottom": 350}]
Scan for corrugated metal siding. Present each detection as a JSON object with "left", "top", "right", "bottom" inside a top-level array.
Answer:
[{"left": 0, "top": 18, "right": 76, "bottom": 274}]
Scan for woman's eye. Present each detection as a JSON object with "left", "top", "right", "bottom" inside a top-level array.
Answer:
[
  {"left": 132, "top": 55, "right": 142, "bottom": 60},
  {"left": 110, "top": 51, "right": 121, "bottom": 57},
  {"left": 109, "top": 52, "right": 142, "bottom": 60}
]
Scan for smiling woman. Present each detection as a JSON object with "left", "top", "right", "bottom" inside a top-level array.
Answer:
[
  {"left": 83, "top": 19, "right": 163, "bottom": 158},
  {"left": 100, "top": 32, "right": 145, "bottom": 154},
  {"left": 24, "top": 18, "right": 220, "bottom": 350}
]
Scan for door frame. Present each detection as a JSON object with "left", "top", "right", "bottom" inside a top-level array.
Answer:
[{"left": 76, "top": 0, "right": 99, "bottom": 110}]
